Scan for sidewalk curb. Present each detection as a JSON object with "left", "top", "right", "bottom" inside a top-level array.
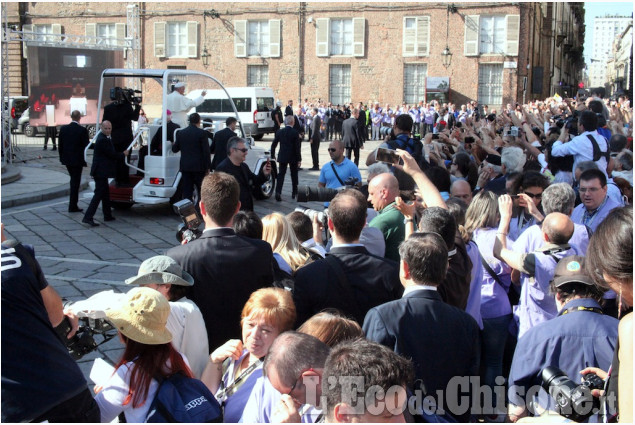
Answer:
[{"left": 1, "top": 178, "right": 89, "bottom": 209}]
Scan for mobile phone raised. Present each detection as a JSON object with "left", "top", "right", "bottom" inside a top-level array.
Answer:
[{"left": 375, "top": 147, "right": 401, "bottom": 165}]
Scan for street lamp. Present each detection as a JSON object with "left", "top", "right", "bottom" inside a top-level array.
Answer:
[
  {"left": 442, "top": 46, "right": 453, "bottom": 69},
  {"left": 201, "top": 47, "right": 210, "bottom": 67}
]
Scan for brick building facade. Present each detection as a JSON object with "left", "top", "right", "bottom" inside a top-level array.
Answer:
[{"left": 10, "top": 2, "right": 585, "bottom": 109}]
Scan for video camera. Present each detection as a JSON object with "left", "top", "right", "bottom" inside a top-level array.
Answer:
[
  {"left": 296, "top": 176, "right": 360, "bottom": 203},
  {"left": 54, "top": 309, "right": 116, "bottom": 360},
  {"left": 173, "top": 199, "right": 203, "bottom": 243},
  {"left": 541, "top": 366, "right": 604, "bottom": 422},
  {"left": 110, "top": 86, "right": 142, "bottom": 105}
]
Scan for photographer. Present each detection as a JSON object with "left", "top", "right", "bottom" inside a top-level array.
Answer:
[
  {"left": 1, "top": 224, "right": 100, "bottom": 422},
  {"left": 102, "top": 87, "right": 141, "bottom": 186},
  {"left": 506, "top": 256, "right": 618, "bottom": 422},
  {"left": 551, "top": 110, "right": 610, "bottom": 176}
]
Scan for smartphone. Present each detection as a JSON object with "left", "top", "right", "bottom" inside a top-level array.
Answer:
[
  {"left": 375, "top": 147, "right": 400, "bottom": 165},
  {"left": 431, "top": 134, "right": 440, "bottom": 140}
]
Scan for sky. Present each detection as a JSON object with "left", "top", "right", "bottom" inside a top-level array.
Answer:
[{"left": 583, "top": 1, "right": 634, "bottom": 65}]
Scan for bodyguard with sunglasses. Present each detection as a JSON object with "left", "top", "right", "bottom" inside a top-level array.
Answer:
[
  {"left": 216, "top": 137, "right": 271, "bottom": 211},
  {"left": 317, "top": 139, "right": 361, "bottom": 207}
]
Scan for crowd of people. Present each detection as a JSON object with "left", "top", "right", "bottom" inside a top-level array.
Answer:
[{"left": 2, "top": 92, "right": 633, "bottom": 423}]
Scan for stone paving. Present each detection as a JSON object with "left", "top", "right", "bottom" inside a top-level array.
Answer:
[{"left": 1, "top": 133, "right": 381, "bottom": 384}]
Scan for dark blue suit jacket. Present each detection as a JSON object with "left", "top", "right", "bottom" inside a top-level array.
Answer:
[
  {"left": 363, "top": 289, "right": 480, "bottom": 421},
  {"left": 58, "top": 121, "right": 89, "bottom": 167},
  {"left": 172, "top": 124, "right": 212, "bottom": 173},
  {"left": 271, "top": 126, "right": 301, "bottom": 164},
  {"left": 90, "top": 133, "right": 122, "bottom": 178}
]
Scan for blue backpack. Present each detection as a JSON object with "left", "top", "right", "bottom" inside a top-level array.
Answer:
[{"left": 145, "top": 373, "right": 223, "bottom": 423}]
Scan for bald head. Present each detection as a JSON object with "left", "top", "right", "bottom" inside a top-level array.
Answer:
[
  {"left": 542, "top": 212, "right": 574, "bottom": 245},
  {"left": 367, "top": 173, "right": 399, "bottom": 211},
  {"left": 450, "top": 180, "right": 473, "bottom": 205}
]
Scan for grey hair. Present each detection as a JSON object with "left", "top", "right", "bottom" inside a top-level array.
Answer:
[
  {"left": 263, "top": 331, "right": 330, "bottom": 386},
  {"left": 284, "top": 115, "right": 294, "bottom": 126},
  {"left": 501, "top": 146, "right": 526, "bottom": 173},
  {"left": 542, "top": 183, "right": 576, "bottom": 215},
  {"left": 368, "top": 162, "right": 391, "bottom": 181},
  {"left": 226, "top": 136, "right": 246, "bottom": 154},
  {"left": 575, "top": 160, "right": 598, "bottom": 174},
  {"left": 617, "top": 151, "right": 633, "bottom": 171}
]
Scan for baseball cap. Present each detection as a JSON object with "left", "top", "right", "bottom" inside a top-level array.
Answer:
[{"left": 551, "top": 255, "right": 595, "bottom": 288}]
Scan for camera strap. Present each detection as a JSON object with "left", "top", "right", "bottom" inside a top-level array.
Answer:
[
  {"left": 586, "top": 134, "right": 610, "bottom": 162},
  {"left": 330, "top": 162, "right": 345, "bottom": 186}
]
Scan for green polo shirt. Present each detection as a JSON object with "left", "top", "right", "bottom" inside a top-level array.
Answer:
[{"left": 368, "top": 202, "right": 405, "bottom": 262}]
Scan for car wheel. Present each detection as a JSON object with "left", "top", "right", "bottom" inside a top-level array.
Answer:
[
  {"left": 87, "top": 125, "right": 96, "bottom": 138},
  {"left": 253, "top": 167, "right": 276, "bottom": 200},
  {"left": 24, "top": 124, "right": 36, "bottom": 137},
  {"left": 252, "top": 133, "right": 264, "bottom": 141},
  {"left": 111, "top": 201, "right": 134, "bottom": 210}
]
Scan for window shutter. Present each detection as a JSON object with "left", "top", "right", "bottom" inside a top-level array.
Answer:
[
  {"left": 51, "top": 23, "right": 62, "bottom": 43},
  {"left": 269, "top": 19, "right": 281, "bottom": 57},
  {"left": 186, "top": 21, "right": 198, "bottom": 57},
  {"left": 403, "top": 18, "right": 415, "bottom": 56},
  {"left": 115, "top": 23, "right": 126, "bottom": 48},
  {"left": 506, "top": 15, "right": 520, "bottom": 56},
  {"left": 154, "top": 21, "right": 166, "bottom": 58},
  {"left": 85, "top": 23, "right": 96, "bottom": 44},
  {"left": 464, "top": 15, "right": 479, "bottom": 56},
  {"left": 416, "top": 16, "right": 430, "bottom": 56},
  {"left": 22, "top": 24, "right": 32, "bottom": 59},
  {"left": 316, "top": 18, "right": 329, "bottom": 57},
  {"left": 352, "top": 17, "right": 365, "bottom": 57},
  {"left": 234, "top": 20, "right": 247, "bottom": 57}
]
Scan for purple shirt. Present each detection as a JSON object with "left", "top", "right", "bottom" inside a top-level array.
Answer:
[
  {"left": 473, "top": 228, "right": 512, "bottom": 319},
  {"left": 465, "top": 241, "right": 484, "bottom": 329},
  {"left": 515, "top": 244, "right": 580, "bottom": 339},
  {"left": 512, "top": 223, "right": 590, "bottom": 255},
  {"left": 570, "top": 196, "right": 621, "bottom": 232}
]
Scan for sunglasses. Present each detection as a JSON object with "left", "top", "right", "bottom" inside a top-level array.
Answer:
[
  {"left": 233, "top": 148, "right": 249, "bottom": 153},
  {"left": 523, "top": 192, "right": 542, "bottom": 199},
  {"left": 328, "top": 148, "right": 337, "bottom": 152}
]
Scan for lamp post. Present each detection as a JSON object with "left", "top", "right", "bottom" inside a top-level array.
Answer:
[
  {"left": 442, "top": 4, "right": 457, "bottom": 69},
  {"left": 442, "top": 46, "right": 453, "bottom": 69},
  {"left": 201, "top": 47, "right": 210, "bottom": 67}
]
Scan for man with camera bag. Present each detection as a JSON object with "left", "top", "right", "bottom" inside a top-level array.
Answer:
[{"left": 1, "top": 224, "right": 100, "bottom": 422}]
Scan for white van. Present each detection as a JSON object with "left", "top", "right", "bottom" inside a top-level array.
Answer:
[{"left": 188, "top": 87, "right": 276, "bottom": 140}]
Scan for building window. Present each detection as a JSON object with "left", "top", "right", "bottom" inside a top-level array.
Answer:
[
  {"left": 316, "top": 18, "right": 365, "bottom": 57},
  {"left": 478, "top": 64, "right": 504, "bottom": 106},
  {"left": 247, "top": 65, "right": 269, "bottom": 86},
  {"left": 234, "top": 20, "right": 280, "bottom": 58},
  {"left": 330, "top": 19, "right": 353, "bottom": 56},
  {"left": 329, "top": 65, "right": 351, "bottom": 105},
  {"left": 248, "top": 21, "right": 270, "bottom": 57},
  {"left": 167, "top": 22, "right": 188, "bottom": 57},
  {"left": 97, "top": 24, "right": 117, "bottom": 46},
  {"left": 479, "top": 16, "right": 506, "bottom": 54},
  {"left": 403, "top": 64, "right": 427, "bottom": 104}
]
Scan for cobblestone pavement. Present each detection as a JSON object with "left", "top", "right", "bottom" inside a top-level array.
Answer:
[{"left": 1, "top": 132, "right": 381, "bottom": 383}]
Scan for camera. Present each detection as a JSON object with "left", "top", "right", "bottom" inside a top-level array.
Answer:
[
  {"left": 565, "top": 116, "right": 579, "bottom": 136},
  {"left": 295, "top": 207, "right": 328, "bottom": 228},
  {"left": 54, "top": 314, "right": 116, "bottom": 360},
  {"left": 379, "top": 126, "right": 394, "bottom": 138},
  {"left": 541, "top": 366, "right": 604, "bottom": 422},
  {"left": 296, "top": 177, "right": 360, "bottom": 203},
  {"left": 510, "top": 126, "right": 519, "bottom": 137},
  {"left": 110, "top": 86, "right": 142, "bottom": 105},
  {"left": 173, "top": 199, "right": 203, "bottom": 243}
]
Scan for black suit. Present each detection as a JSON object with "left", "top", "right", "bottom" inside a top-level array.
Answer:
[
  {"left": 172, "top": 124, "right": 212, "bottom": 203},
  {"left": 150, "top": 121, "right": 180, "bottom": 155},
  {"left": 342, "top": 117, "right": 362, "bottom": 165},
  {"left": 210, "top": 127, "right": 236, "bottom": 170},
  {"left": 363, "top": 289, "right": 481, "bottom": 422},
  {"left": 309, "top": 115, "right": 322, "bottom": 169},
  {"left": 58, "top": 121, "right": 89, "bottom": 211},
  {"left": 167, "top": 228, "right": 275, "bottom": 350},
  {"left": 271, "top": 126, "right": 301, "bottom": 196},
  {"left": 284, "top": 105, "right": 293, "bottom": 117},
  {"left": 102, "top": 101, "right": 140, "bottom": 184},
  {"left": 325, "top": 107, "right": 336, "bottom": 140},
  {"left": 293, "top": 246, "right": 402, "bottom": 326},
  {"left": 215, "top": 158, "right": 266, "bottom": 211},
  {"left": 84, "top": 133, "right": 123, "bottom": 221}
]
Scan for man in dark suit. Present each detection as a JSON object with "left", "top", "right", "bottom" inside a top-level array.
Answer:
[
  {"left": 363, "top": 232, "right": 480, "bottom": 422},
  {"left": 58, "top": 110, "right": 90, "bottom": 213},
  {"left": 271, "top": 115, "right": 301, "bottom": 202},
  {"left": 149, "top": 109, "right": 180, "bottom": 155},
  {"left": 342, "top": 108, "right": 362, "bottom": 166},
  {"left": 167, "top": 171, "right": 275, "bottom": 349},
  {"left": 82, "top": 121, "right": 128, "bottom": 227},
  {"left": 171, "top": 113, "right": 211, "bottom": 204},
  {"left": 309, "top": 108, "right": 322, "bottom": 170},
  {"left": 210, "top": 117, "right": 237, "bottom": 170},
  {"left": 284, "top": 99, "right": 294, "bottom": 117},
  {"left": 293, "top": 189, "right": 401, "bottom": 326},
  {"left": 102, "top": 95, "right": 140, "bottom": 185}
]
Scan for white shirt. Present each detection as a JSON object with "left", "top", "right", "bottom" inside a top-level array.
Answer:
[
  {"left": 166, "top": 90, "right": 205, "bottom": 128},
  {"left": 167, "top": 297, "right": 209, "bottom": 379},
  {"left": 551, "top": 130, "right": 608, "bottom": 175},
  {"left": 403, "top": 284, "right": 437, "bottom": 296}
]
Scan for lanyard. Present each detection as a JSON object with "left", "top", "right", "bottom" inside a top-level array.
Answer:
[
  {"left": 216, "top": 357, "right": 263, "bottom": 402},
  {"left": 558, "top": 305, "right": 603, "bottom": 317}
]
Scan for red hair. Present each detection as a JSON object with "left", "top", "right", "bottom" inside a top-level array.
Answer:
[{"left": 115, "top": 337, "right": 193, "bottom": 408}]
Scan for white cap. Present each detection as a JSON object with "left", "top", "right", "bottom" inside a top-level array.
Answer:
[
  {"left": 174, "top": 82, "right": 185, "bottom": 89},
  {"left": 276, "top": 101, "right": 282, "bottom": 107}
]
